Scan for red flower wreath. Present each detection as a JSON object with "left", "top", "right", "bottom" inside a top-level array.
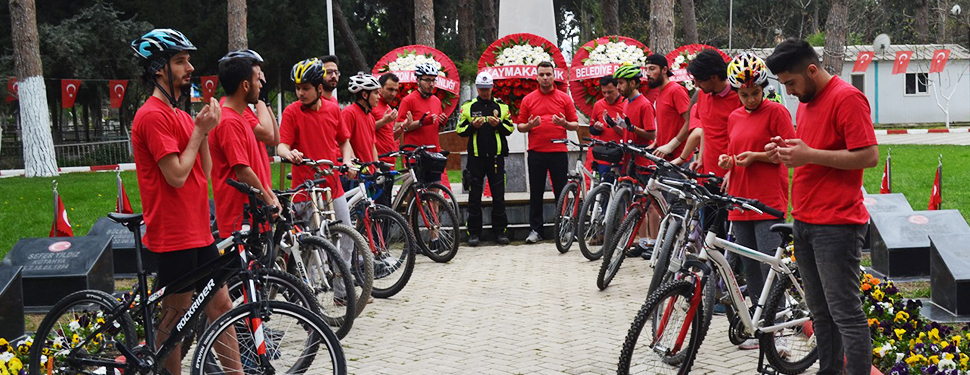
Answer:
[
  {"left": 568, "top": 35, "right": 651, "bottom": 118},
  {"left": 372, "top": 45, "right": 461, "bottom": 117},
  {"left": 477, "top": 33, "right": 568, "bottom": 116}
]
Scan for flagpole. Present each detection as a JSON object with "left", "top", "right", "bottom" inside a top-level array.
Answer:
[
  {"left": 117, "top": 169, "right": 123, "bottom": 213},
  {"left": 939, "top": 154, "right": 943, "bottom": 209},
  {"left": 52, "top": 180, "right": 58, "bottom": 236}
]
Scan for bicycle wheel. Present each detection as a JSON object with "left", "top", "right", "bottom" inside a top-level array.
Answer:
[
  {"left": 617, "top": 280, "right": 706, "bottom": 375},
  {"left": 362, "top": 206, "right": 417, "bottom": 298},
  {"left": 28, "top": 290, "right": 138, "bottom": 375},
  {"left": 648, "top": 217, "right": 682, "bottom": 296},
  {"left": 428, "top": 181, "right": 460, "bottom": 215},
  {"left": 577, "top": 184, "right": 611, "bottom": 260},
  {"left": 226, "top": 268, "right": 338, "bottom": 338},
  {"left": 759, "top": 272, "right": 818, "bottom": 374},
  {"left": 603, "top": 186, "right": 632, "bottom": 248},
  {"left": 597, "top": 205, "right": 641, "bottom": 290},
  {"left": 408, "top": 192, "right": 460, "bottom": 263},
  {"left": 191, "top": 301, "right": 346, "bottom": 375},
  {"left": 321, "top": 223, "right": 374, "bottom": 318},
  {"left": 554, "top": 181, "right": 580, "bottom": 253},
  {"left": 297, "top": 235, "right": 359, "bottom": 326}
]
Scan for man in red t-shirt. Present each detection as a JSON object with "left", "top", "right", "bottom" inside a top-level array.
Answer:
[
  {"left": 397, "top": 63, "right": 448, "bottom": 156},
  {"left": 612, "top": 63, "right": 657, "bottom": 253},
  {"left": 516, "top": 61, "right": 579, "bottom": 243},
  {"left": 341, "top": 73, "right": 382, "bottom": 191},
  {"left": 687, "top": 50, "right": 741, "bottom": 178},
  {"left": 218, "top": 50, "right": 278, "bottom": 190},
  {"left": 765, "top": 39, "right": 879, "bottom": 375},
  {"left": 278, "top": 58, "right": 358, "bottom": 304},
  {"left": 587, "top": 75, "right": 626, "bottom": 178},
  {"left": 644, "top": 54, "right": 691, "bottom": 161},
  {"left": 371, "top": 73, "right": 403, "bottom": 166},
  {"left": 318, "top": 55, "right": 341, "bottom": 104},
  {"left": 130, "top": 29, "right": 239, "bottom": 374}
]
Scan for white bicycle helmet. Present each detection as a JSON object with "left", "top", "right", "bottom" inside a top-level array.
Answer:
[
  {"left": 414, "top": 62, "right": 439, "bottom": 78},
  {"left": 348, "top": 72, "right": 381, "bottom": 93}
]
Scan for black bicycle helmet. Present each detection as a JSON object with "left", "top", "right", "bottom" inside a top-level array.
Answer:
[
  {"left": 220, "top": 49, "right": 264, "bottom": 65},
  {"left": 291, "top": 58, "right": 326, "bottom": 86}
]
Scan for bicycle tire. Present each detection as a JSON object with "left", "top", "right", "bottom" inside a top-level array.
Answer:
[
  {"left": 577, "top": 184, "right": 611, "bottom": 260},
  {"left": 362, "top": 206, "right": 417, "bottom": 298},
  {"left": 28, "top": 290, "right": 138, "bottom": 375},
  {"left": 647, "top": 217, "right": 682, "bottom": 296},
  {"left": 408, "top": 192, "right": 460, "bottom": 263},
  {"left": 597, "top": 205, "right": 641, "bottom": 290},
  {"left": 617, "top": 279, "right": 706, "bottom": 375},
  {"left": 191, "top": 301, "right": 346, "bottom": 375},
  {"left": 759, "top": 272, "right": 818, "bottom": 374},
  {"left": 603, "top": 186, "right": 632, "bottom": 249},
  {"left": 321, "top": 224, "right": 374, "bottom": 318},
  {"left": 226, "top": 268, "right": 338, "bottom": 338},
  {"left": 555, "top": 181, "right": 580, "bottom": 253},
  {"left": 428, "top": 181, "right": 460, "bottom": 215}
]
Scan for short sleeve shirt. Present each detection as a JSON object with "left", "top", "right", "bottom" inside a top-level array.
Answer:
[
  {"left": 370, "top": 97, "right": 398, "bottom": 165},
  {"left": 396, "top": 90, "right": 443, "bottom": 152},
  {"left": 280, "top": 100, "right": 349, "bottom": 198},
  {"left": 588, "top": 97, "right": 627, "bottom": 165},
  {"left": 209, "top": 106, "right": 271, "bottom": 236},
  {"left": 343, "top": 103, "right": 378, "bottom": 164},
  {"left": 516, "top": 88, "right": 579, "bottom": 153},
  {"left": 131, "top": 96, "right": 212, "bottom": 252},
  {"left": 725, "top": 101, "right": 795, "bottom": 221},
  {"left": 654, "top": 83, "right": 692, "bottom": 161},
  {"left": 624, "top": 94, "right": 656, "bottom": 166},
  {"left": 698, "top": 87, "right": 741, "bottom": 177}
]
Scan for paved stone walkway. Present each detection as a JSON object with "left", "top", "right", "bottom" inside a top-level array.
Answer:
[{"left": 340, "top": 242, "right": 819, "bottom": 374}]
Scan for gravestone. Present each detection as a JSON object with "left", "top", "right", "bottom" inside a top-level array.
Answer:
[
  {"left": 929, "top": 234, "right": 970, "bottom": 316},
  {"left": 862, "top": 194, "right": 914, "bottom": 251},
  {"left": 870, "top": 210, "right": 970, "bottom": 278},
  {"left": 2, "top": 236, "right": 113, "bottom": 311},
  {"left": 0, "top": 266, "right": 24, "bottom": 339},
  {"left": 87, "top": 217, "right": 156, "bottom": 277}
]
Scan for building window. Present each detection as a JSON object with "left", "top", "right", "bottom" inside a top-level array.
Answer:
[
  {"left": 905, "top": 73, "right": 928, "bottom": 95},
  {"left": 851, "top": 74, "right": 865, "bottom": 94}
]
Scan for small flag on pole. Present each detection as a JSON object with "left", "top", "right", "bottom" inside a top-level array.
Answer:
[
  {"left": 50, "top": 181, "right": 74, "bottom": 237},
  {"left": 928, "top": 155, "right": 943, "bottom": 210},
  {"left": 880, "top": 150, "right": 891, "bottom": 194},
  {"left": 117, "top": 170, "right": 133, "bottom": 214}
]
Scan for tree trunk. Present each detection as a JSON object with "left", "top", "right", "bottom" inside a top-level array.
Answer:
[
  {"left": 938, "top": 0, "right": 948, "bottom": 43},
  {"left": 603, "top": 0, "right": 619, "bottom": 35},
  {"left": 579, "top": 4, "right": 590, "bottom": 45},
  {"left": 650, "top": 0, "right": 676, "bottom": 55},
  {"left": 916, "top": 0, "right": 931, "bottom": 44},
  {"left": 332, "top": 2, "right": 368, "bottom": 71},
  {"left": 9, "top": 0, "right": 57, "bottom": 176},
  {"left": 227, "top": 0, "right": 247, "bottom": 50},
  {"left": 822, "top": 0, "right": 849, "bottom": 76},
  {"left": 458, "top": 0, "right": 477, "bottom": 61},
  {"left": 680, "top": 0, "right": 698, "bottom": 45},
  {"left": 481, "top": 0, "right": 497, "bottom": 43},
  {"left": 415, "top": 0, "right": 435, "bottom": 47}
]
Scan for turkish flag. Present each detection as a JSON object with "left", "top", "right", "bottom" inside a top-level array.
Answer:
[
  {"left": 117, "top": 173, "right": 134, "bottom": 214},
  {"left": 928, "top": 161, "right": 942, "bottom": 210},
  {"left": 880, "top": 154, "right": 891, "bottom": 194},
  {"left": 109, "top": 80, "right": 128, "bottom": 109},
  {"left": 6, "top": 77, "right": 17, "bottom": 103},
  {"left": 892, "top": 51, "right": 914, "bottom": 75},
  {"left": 50, "top": 194, "right": 74, "bottom": 237},
  {"left": 853, "top": 52, "right": 875, "bottom": 72},
  {"left": 929, "top": 49, "right": 951, "bottom": 73},
  {"left": 201, "top": 76, "right": 219, "bottom": 103},
  {"left": 61, "top": 79, "right": 81, "bottom": 108}
]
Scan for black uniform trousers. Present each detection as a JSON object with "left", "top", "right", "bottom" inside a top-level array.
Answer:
[{"left": 465, "top": 155, "right": 508, "bottom": 236}]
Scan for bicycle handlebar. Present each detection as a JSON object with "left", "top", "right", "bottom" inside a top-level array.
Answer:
[{"left": 653, "top": 175, "right": 784, "bottom": 219}]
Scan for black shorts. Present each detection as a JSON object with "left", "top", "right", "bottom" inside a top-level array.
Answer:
[{"left": 155, "top": 242, "right": 220, "bottom": 294}]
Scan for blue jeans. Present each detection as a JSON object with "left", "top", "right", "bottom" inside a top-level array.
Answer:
[{"left": 792, "top": 220, "right": 870, "bottom": 375}]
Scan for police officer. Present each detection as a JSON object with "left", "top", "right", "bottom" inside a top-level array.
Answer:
[{"left": 457, "top": 71, "right": 513, "bottom": 246}]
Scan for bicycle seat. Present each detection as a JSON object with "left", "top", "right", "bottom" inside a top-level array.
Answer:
[
  {"left": 769, "top": 222, "right": 793, "bottom": 235},
  {"left": 108, "top": 212, "right": 144, "bottom": 232}
]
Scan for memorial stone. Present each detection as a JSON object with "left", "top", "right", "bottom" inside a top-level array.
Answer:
[
  {"left": 0, "top": 266, "right": 24, "bottom": 339},
  {"left": 2, "top": 236, "right": 113, "bottom": 311},
  {"left": 862, "top": 193, "right": 914, "bottom": 251},
  {"left": 87, "top": 217, "right": 156, "bottom": 277},
  {"left": 929, "top": 234, "right": 970, "bottom": 316},
  {"left": 870, "top": 210, "right": 970, "bottom": 278}
]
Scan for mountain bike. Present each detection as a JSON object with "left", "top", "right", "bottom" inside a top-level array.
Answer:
[{"left": 550, "top": 138, "right": 596, "bottom": 253}]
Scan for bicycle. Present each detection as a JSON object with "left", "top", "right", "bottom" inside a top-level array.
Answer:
[
  {"left": 344, "top": 159, "right": 418, "bottom": 298},
  {"left": 283, "top": 158, "right": 374, "bottom": 318},
  {"left": 379, "top": 145, "right": 460, "bottom": 263},
  {"left": 575, "top": 140, "right": 623, "bottom": 261},
  {"left": 617, "top": 176, "right": 816, "bottom": 375},
  {"left": 378, "top": 148, "right": 460, "bottom": 221},
  {"left": 29, "top": 179, "right": 345, "bottom": 375},
  {"left": 549, "top": 138, "right": 597, "bottom": 254}
]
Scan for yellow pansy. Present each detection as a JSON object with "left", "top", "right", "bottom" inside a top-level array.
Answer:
[
  {"left": 930, "top": 355, "right": 940, "bottom": 364},
  {"left": 873, "top": 289, "right": 884, "bottom": 301},
  {"left": 6, "top": 358, "right": 20, "bottom": 372},
  {"left": 906, "top": 353, "right": 927, "bottom": 365},
  {"left": 929, "top": 328, "right": 941, "bottom": 343},
  {"left": 894, "top": 310, "right": 909, "bottom": 322},
  {"left": 895, "top": 328, "right": 907, "bottom": 340}
]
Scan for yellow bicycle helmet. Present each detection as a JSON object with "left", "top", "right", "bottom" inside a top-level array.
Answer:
[
  {"left": 727, "top": 53, "right": 769, "bottom": 89},
  {"left": 291, "top": 58, "right": 326, "bottom": 86}
]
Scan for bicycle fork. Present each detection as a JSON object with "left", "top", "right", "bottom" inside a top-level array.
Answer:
[{"left": 651, "top": 271, "right": 708, "bottom": 355}]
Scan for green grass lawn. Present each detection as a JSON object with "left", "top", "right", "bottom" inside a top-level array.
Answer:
[{"left": 0, "top": 144, "right": 966, "bottom": 259}]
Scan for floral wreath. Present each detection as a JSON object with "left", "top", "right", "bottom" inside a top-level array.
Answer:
[
  {"left": 568, "top": 35, "right": 651, "bottom": 118},
  {"left": 372, "top": 45, "right": 461, "bottom": 117},
  {"left": 477, "top": 33, "right": 568, "bottom": 115},
  {"left": 665, "top": 44, "right": 731, "bottom": 94}
]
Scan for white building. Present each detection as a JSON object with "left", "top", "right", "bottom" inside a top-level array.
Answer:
[{"left": 732, "top": 44, "right": 970, "bottom": 125}]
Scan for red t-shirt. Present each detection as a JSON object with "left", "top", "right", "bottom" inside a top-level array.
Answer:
[
  {"left": 396, "top": 90, "right": 442, "bottom": 152},
  {"left": 644, "top": 87, "right": 660, "bottom": 104},
  {"left": 623, "top": 94, "right": 656, "bottom": 166},
  {"left": 698, "top": 87, "right": 741, "bottom": 177},
  {"left": 280, "top": 100, "right": 349, "bottom": 198},
  {"left": 370, "top": 96, "right": 398, "bottom": 165},
  {"left": 792, "top": 77, "right": 878, "bottom": 225},
  {"left": 343, "top": 103, "right": 377, "bottom": 164},
  {"left": 517, "top": 88, "right": 579, "bottom": 153},
  {"left": 219, "top": 97, "right": 273, "bottom": 188},
  {"left": 654, "top": 83, "right": 692, "bottom": 161},
  {"left": 131, "top": 96, "right": 212, "bottom": 252},
  {"left": 588, "top": 97, "right": 627, "bottom": 165},
  {"left": 725, "top": 101, "right": 795, "bottom": 221},
  {"left": 209, "top": 107, "right": 272, "bottom": 236}
]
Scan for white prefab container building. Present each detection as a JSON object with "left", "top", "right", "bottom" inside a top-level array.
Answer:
[{"left": 730, "top": 44, "right": 970, "bottom": 125}]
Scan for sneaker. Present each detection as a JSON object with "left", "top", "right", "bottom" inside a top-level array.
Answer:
[
  {"left": 773, "top": 337, "right": 791, "bottom": 358},
  {"left": 639, "top": 244, "right": 654, "bottom": 260},
  {"left": 713, "top": 303, "right": 726, "bottom": 315},
  {"left": 496, "top": 234, "right": 510, "bottom": 245},
  {"left": 468, "top": 235, "right": 480, "bottom": 247},
  {"left": 589, "top": 235, "right": 603, "bottom": 246},
  {"left": 525, "top": 230, "right": 541, "bottom": 244},
  {"left": 626, "top": 245, "right": 643, "bottom": 257},
  {"left": 429, "top": 238, "right": 441, "bottom": 253},
  {"left": 738, "top": 338, "right": 759, "bottom": 350}
]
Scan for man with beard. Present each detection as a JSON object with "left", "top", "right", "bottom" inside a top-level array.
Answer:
[
  {"left": 130, "top": 29, "right": 240, "bottom": 375},
  {"left": 397, "top": 63, "right": 448, "bottom": 153},
  {"left": 687, "top": 49, "right": 741, "bottom": 178},
  {"left": 644, "top": 54, "right": 691, "bottom": 162},
  {"left": 765, "top": 39, "right": 878, "bottom": 375},
  {"left": 319, "top": 54, "right": 341, "bottom": 104},
  {"left": 370, "top": 73, "right": 403, "bottom": 207}
]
